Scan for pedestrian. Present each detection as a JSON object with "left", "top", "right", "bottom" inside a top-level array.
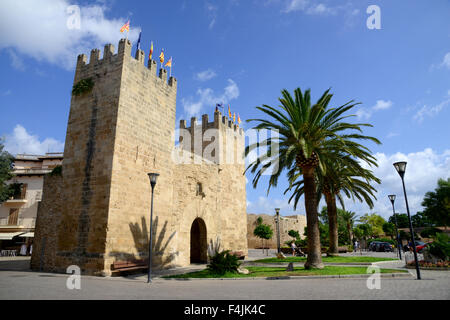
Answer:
[
  {"left": 20, "top": 243, "right": 27, "bottom": 256},
  {"left": 354, "top": 240, "right": 359, "bottom": 252},
  {"left": 291, "top": 241, "right": 296, "bottom": 256}
]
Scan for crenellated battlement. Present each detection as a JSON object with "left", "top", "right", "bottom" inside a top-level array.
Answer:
[
  {"left": 75, "top": 38, "right": 176, "bottom": 88},
  {"left": 180, "top": 111, "right": 244, "bottom": 135}
]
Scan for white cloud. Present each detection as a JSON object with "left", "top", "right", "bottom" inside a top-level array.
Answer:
[
  {"left": 372, "top": 100, "right": 393, "bottom": 111},
  {"left": 441, "top": 52, "right": 450, "bottom": 69},
  {"left": 194, "top": 69, "right": 217, "bottom": 82},
  {"left": 0, "top": 0, "right": 140, "bottom": 70},
  {"left": 347, "top": 148, "right": 450, "bottom": 220},
  {"left": 306, "top": 3, "right": 336, "bottom": 15},
  {"left": 205, "top": 2, "right": 218, "bottom": 29},
  {"left": 3, "top": 125, "right": 64, "bottom": 155},
  {"left": 413, "top": 98, "right": 450, "bottom": 123},
  {"left": 182, "top": 79, "right": 240, "bottom": 117},
  {"left": 284, "top": 0, "right": 309, "bottom": 13},
  {"left": 356, "top": 99, "right": 393, "bottom": 120},
  {"left": 8, "top": 49, "right": 26, "bottom": 71}
]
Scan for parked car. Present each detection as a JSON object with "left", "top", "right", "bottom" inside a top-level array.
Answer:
[
  {"left": 369, "top": 241, "right": 381, "bottom": 251},
  {"left": 415, "top": 241, "right": 430, "bottom": 253},
  {"left": 378, "top": 242, "right": 393, "bottom": 252}
]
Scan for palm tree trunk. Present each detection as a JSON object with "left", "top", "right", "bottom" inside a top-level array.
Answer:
[
  {"left": 303, "top": 166, "right": 324, "bottom": 269},
  {"left": 347, "top": 222, "right": 353, "bottom": 245},
  {"left": 325, "top": 192, "right": 339, "bottom": 255}
]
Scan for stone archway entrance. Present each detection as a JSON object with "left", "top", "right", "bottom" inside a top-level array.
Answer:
[{"left": 190, "top": 218, "right": 207, "bottom": 263}]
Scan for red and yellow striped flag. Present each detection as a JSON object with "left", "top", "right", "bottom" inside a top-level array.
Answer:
[
  {"left": 238, "top": 113, "right": 241, "bottom": 125},
  {"left": 120, "top": 20, "right": 130, "bottom": 33},
  {"left": 233, "top": 113, "right": 236, "bottom": 123},
  {"left": 228, "top": 104, "right": 232, "bottom": 118},
  {"left": 165, "top": 56, "right": 172, "bottom": 68},
  {"left": 159, "top": 49, "right": 164, "bottom": 64},
  {"left": 149, "top": 41, "right": 153, "bottom": 60}
]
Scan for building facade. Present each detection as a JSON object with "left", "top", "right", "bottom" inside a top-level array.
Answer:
[
  {"left": 0, "top": 153, "right": 63, "bottom": 252},
  {"left": 31, "top": 39, "right": 248, "bottom": 275}
]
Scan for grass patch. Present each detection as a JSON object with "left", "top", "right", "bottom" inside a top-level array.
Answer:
[
  {"left": 163, "top": 266, "right": 407, "bottom": 279},
  {"left": 252, "top": 256, "right": 398, "bottom": 264}
]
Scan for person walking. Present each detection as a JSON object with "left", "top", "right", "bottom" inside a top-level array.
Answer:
[{"left": 291, "top": 241, "right": 296, "bottom": 257}]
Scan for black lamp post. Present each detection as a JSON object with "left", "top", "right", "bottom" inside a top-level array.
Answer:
[
  {"left": 275, "top": 208, "right": 281, "bottom": 254},
  {"left": 393, "top": 161, "right": 421, "bottom": 280},
  {"left": 147, "top": 173, "right": 159, "bottom": 283},
  {"left": 388, "top": 194, "right": 402, "bottom": 260}
]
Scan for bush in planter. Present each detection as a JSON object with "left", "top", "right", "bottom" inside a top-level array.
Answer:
[
  {"left": 206, "top": 250, "right": 240, "bottom": 275},
  {"left": 428, "top": 233, "right": 450, "bottom": 261}
]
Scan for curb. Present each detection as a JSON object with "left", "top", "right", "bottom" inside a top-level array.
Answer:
[{"left": 159, "top": 272, "right": 413, "bottom": 281}]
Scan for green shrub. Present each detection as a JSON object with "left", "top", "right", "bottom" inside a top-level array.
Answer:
[
  {"left": 72, "top": 78, "right": 94, "bottom": 96},
  {"left": 428, "top": 233, "right": 450, "bottom": 261},
  {"left": 207, "top": 250, "right": 240, "bottom": 275}
]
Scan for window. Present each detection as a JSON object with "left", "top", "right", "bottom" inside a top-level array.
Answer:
[
  {"left": 8, "top": 209, "right": 19, "bottom": 226},
  {"left": 196, "top": 183, "right": 203, "bottom": 196}
]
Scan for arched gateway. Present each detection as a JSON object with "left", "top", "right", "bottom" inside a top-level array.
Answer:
[{"left": 190, "top": 218, "right": 207, "bottom": 263}]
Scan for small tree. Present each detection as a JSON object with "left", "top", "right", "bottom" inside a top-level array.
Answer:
[
  {"left": 253, "top": 224, "right": 273, "bottom": 255},
  {"left": 288, "top": 229, "right": 300, "bottom": 240},
  {"left": 0, "top": 140, "right": 14, "bottom": 204},
  {"left": 382, "top": 222, "right": 396, "bottom": 240}
]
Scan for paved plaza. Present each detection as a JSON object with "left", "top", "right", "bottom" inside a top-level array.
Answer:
[{"left": 0, "top": 250, "right": 448, "bottom": 300}]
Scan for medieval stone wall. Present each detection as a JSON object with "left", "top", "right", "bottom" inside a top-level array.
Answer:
[{"left": 247, "top": 213, "right": 307, "bottom": 249}]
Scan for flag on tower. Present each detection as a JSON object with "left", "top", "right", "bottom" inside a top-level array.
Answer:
[
  {"left": 228, "top": 104, "right": 232, "bottom": 118},
  {"left": 136, "top": 31, "right": 142, "bottom": 54},
  {"left": 165, "top": 56, "right": 172, "bottom": 68},
  {"left": 120, "top": 20, "right": 130, "bottom": 33},
  {"left": 149, "top": 41, "right": 154, "bottom": 60},
  {"left": 233, "top": 113, "right": 236, "bottom": 123},
  {"left": 238, "top": 113, "right": 241, "bottom": 125},
  {"left": 159, "top": 49, "right": 165, "bottom": 64}
]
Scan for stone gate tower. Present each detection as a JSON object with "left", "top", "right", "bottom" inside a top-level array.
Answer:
[{"left": 31, "top": 39, "right": 248, "bottom": 276}]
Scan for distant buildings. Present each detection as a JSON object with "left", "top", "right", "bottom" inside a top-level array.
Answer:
[{"left": 0, "top": 153, "right": 63, "bottom": 253}]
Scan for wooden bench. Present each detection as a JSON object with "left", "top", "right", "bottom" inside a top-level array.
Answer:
[{"left": 111, "top": 259, "right": 148, "bottom": 275}]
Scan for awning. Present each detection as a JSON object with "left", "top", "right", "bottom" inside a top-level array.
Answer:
[
  {"left": 19, "top": 232, "right": 34, "bottom": 238},
  {"left": 0, "top": 232, "right": 25, "bottom": 240}
]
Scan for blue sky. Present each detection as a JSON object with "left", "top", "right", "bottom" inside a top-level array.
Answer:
[{"left": 1, "top": 0, "right": 449, "bottom": 221}]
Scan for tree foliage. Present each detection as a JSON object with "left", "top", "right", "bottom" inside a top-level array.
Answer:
[
  {"left": 359, "top": 213, "right": 386, "bottom": 238},
  {"left": 419, "top": 178, "right": 450, "bottom": 228},
  {"left": 0, "top": 140, "right": 14, "bottom": 203}
]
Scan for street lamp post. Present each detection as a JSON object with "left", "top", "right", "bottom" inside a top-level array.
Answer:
[
  {"left": 388, "top": 194, "right": 402, "bottom": 260},
  {"left": 147, "top": 173, "right": 159, "bottom": 283},
  {"left": 275, "top": 208, "right": 281, "bottom": 254},
  {"left": 393, "top": 161, "right": 421, "bottom": 280}
]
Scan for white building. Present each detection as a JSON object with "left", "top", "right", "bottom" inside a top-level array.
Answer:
[{"left": 0, "top": 153, "right": 63, "bottom": 254}]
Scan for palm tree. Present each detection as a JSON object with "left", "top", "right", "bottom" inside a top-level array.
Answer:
[
  {"left": 284, "top": 157, "right": 380, "bottom": 255},
  {"left": 245, "top": 87, "right": 379, "bottom": 269},
  {"left": 320, "top": 158, "right": 380, "bottom": 255},
  {"left": 341, "top": 210, "right": 358, "bottom": 245}
]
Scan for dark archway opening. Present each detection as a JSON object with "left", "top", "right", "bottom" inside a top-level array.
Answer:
[{"left": 190, "top": 218, "right": 207, "bottom": 263}]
